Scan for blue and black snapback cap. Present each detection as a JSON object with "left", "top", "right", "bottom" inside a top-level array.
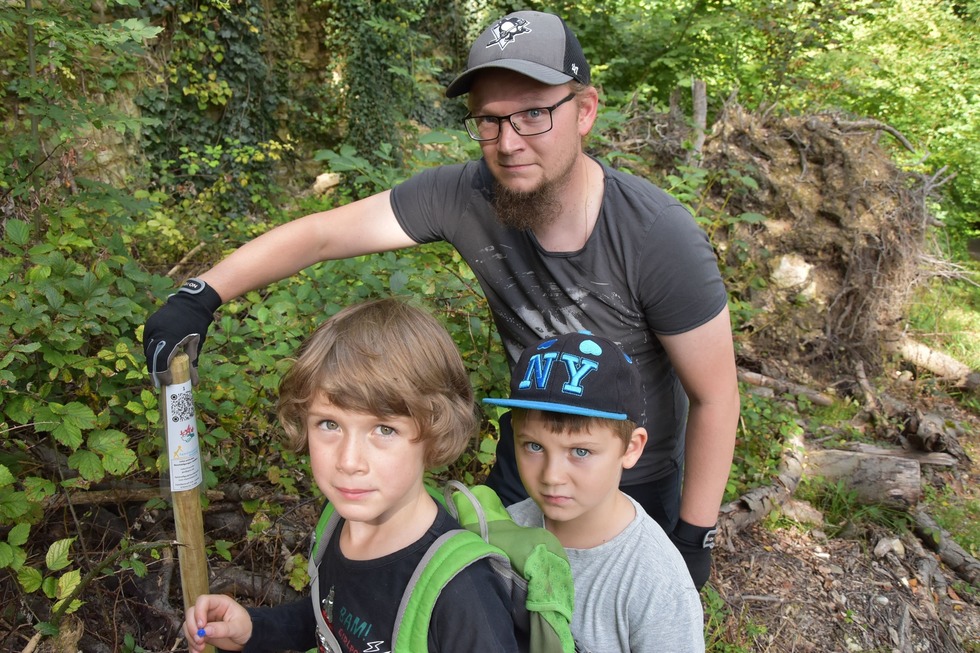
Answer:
[{"left": 483, "top": 331, "right": 641, "bottom": 422}]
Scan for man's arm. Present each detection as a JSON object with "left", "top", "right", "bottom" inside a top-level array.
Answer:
[
  {"left": 658, "top": 306, "right": 740, "bottom": 527},
  {"left": 143, "top": 190, "right": 417, "bottom": 385},
  {"left": 201, "top": 190, "right": 414, "bottom": 302},
  {"left": 659, "top": 306, "right": 739, "bottom": 588}
]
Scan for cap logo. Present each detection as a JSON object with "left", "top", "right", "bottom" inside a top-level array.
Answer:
[
  {"left": 518, "top": 338, "right": 602, "bottom": 398},
  {"left": 486, "top": 16, "right": 532, "bottom": 50}
]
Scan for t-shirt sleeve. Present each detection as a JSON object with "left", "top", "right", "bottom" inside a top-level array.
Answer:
[
  {"left": 636, "top": 200, "right": 728, "bottom": 336},
  {"left": 390, "top": 162, "right": 481, "bottom": 245},
  {"left": 426, "top": 558, "right": 520, "bottom": 653},
  {"left": 240, "top": 600, "right": 317, "bottom": 653}
]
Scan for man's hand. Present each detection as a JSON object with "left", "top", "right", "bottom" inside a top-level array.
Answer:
[
  {"left": 669, "top": 518, "right": 717, "bottom": 590},
  {"left": 143, "top": 278, "right": 221, "bottom": 387}
]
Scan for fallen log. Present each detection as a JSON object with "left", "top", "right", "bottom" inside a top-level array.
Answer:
[
  {"left": 716, "top": 432, "right": 806, "bottom": 546},
  {"left": 885, "top": 337, "right": 980, "bottom": 393},
  {"left": 913, "top": 510, "right": 980, "bottom": 587},
  {"left": 208, "top": 565, "right": 303, "bottom": 605},
  {"left": 737, "top": 368, "right": 836, "bottom": 406},
  {"left": 838, "top": 442, "right": 957, "bottom": 467},
  {"left": 44, "top": 483, "right": 300, "bottom": 510},
  {"left": 717, "top": 436, "right": 923, "bottom": 544},
  {"left": 804, "top": 449, "right": 920, "bottom": 508}
]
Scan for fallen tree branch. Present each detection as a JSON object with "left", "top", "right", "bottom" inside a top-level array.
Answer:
[
  {"left": 167, "top": 241, "right": 207, "bottom": 279},
  {"left": 44, "top": 484, "right": 301, "bottom": 510},
  {"left": 854, "top": 359, "right": 885, "bottom": 426},
  {"left": 912, "top": 510, "right": 980, "bottom": 587},
  {"left": 737, "top": 368, "right": 835, "bottom": 406},
  {"left": 717, "top": 431, "right": 806, "bottom": 546},
  {"left": 208, "top": 565, "right": 303, "bottom": 605}
]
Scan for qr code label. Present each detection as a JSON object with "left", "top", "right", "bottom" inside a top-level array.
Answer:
[{"left": 169, "top": 390, "right": 195, "bottom": 422}]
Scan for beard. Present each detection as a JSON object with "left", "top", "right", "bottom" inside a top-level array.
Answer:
[{"left": 491, "top": 177, "right": 564, "bottom": 232}]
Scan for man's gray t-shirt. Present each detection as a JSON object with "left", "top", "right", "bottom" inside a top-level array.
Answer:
[
  {"left": 390, "top": 158, "right": 727, "bottom": 482},
  {"left": 508, "top": 495, "right": 705, "bottom": 652}
]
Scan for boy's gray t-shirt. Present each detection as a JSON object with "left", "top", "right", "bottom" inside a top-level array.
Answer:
[
  {"left": 507, "top": 495, "right": 705, "bottom": 653},
  {"left": 390, "top": 159, "right": 728, "bottom": 482}
]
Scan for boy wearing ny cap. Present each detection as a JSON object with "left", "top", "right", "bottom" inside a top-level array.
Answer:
[
  {"left": 486, "top": 332, "right": 704, "bottom": 653},
  {"left": 143, "top": 10, "right": 739, "bottom": 589}
]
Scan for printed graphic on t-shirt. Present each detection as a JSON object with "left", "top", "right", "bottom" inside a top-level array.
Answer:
[{"left": 317, "top": 586, "right": 390, "bottom": 653}]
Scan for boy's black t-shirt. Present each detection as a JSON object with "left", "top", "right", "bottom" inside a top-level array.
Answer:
[{"left": 240, "top": 504, "right": 518, "bottom": 653}]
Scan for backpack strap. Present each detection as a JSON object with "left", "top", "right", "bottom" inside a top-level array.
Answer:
[
  {"left": 391, "top": 527, "right": 507, "bottom": 653},
  {"left": 308, "top": 504, "right": 344, "bottom": 653}
]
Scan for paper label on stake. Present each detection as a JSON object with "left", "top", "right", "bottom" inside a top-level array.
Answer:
[{"left": 165, "top": 379, "right": 203, "bottom": 492}]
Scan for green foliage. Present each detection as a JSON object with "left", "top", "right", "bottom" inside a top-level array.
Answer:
[
  {"left": 135, "top": 0, "right": 296, "bottom": 230},
  {"left": 907, "top": 275, "right": 980, "bottom": 371},
  {"left": 0, "top": 1, "right": 161, "bottom": 229},
  {"left": 561, "top": 0, "right": 980, "bottom": 249},
  {"left": 315, "top": 0, "right": 446, "bottom": 166},
  {"left": 796, "top": 477, "right": 910, "bottom": 537},
  {"left": 796, "top": 0, "right": 980, "bottom": 240},
  {"left": 703, "top": 584, "right": 768, "bottom": 652},
  {"left": 559, "top": 0, "right": 875, "bottom": 109},
  {"left": 922, "top": 484, "right": 980, "bottom": 559},
  {"left": 0, "top": 1, "right": 174, "bottom": 639},
  {"left": 726, "top": 390, "right": 804, "bottom": 502},
  {"left": 803, "top": 402, "right": 876, "bottom": 450}
]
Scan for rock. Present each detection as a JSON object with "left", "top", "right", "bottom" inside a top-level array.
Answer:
[
  {"left": 312, "top": 172, "right": 341, "bottom": 195},
  {"left": 874, "top": 537, "right": 906, "bottom": 559}
]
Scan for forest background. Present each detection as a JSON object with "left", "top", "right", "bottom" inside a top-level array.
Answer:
[{"left": 1, "top": 0, "right": 979, "bottom": 651}]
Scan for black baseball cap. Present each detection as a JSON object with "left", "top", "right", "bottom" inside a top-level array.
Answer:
[
  {"left": 483, "top": 332, "right": 641, "bottom": 422},
  {"left": 446, "top": 11, "right": 590, "bottom": 98}
]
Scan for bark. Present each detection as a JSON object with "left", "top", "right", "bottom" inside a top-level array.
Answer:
[
  {"left": 804, "top": 449, "right": 920, "bottom": 508},
  {"left": 717, "top": 432, "right": 806, "bottom": 545},
  {"left": 913, "top": 510, "right": 980, "bottom": 587},
  {"left": 689, "top": 79, "right": 707, "bottom": 165},
  {"left": 737, "top": 368, "right": 835, "bottom": 406},
  {"left": 886, "top": 337, "right": 980, "bottom": 393}
]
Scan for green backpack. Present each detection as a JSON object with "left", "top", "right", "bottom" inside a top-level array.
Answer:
[{"left": 307, "top": 481, "right": 577, "bottom": 653}]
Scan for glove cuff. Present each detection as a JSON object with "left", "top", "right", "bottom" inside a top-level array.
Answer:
[
  {"left": 673, "top": 518, "right": 718, "bottom": 549},
  {"left": 176, "top": 277, "right": 222, "bottom": 314}
]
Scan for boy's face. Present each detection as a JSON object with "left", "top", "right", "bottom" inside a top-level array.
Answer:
[
  {"left": 306, "top": 395, "right": 428, "bottom": 530},
  {"left": 515, "top": 411, "right": 645, "bottom": 537}
]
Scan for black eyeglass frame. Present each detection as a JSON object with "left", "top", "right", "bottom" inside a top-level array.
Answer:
[{"left": 462, "top": 92, "right": 577, "bottom": 142}]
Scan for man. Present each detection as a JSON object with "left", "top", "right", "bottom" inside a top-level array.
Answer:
[{"left": 143, "top": 10, "right": 740, "bottom": 589}]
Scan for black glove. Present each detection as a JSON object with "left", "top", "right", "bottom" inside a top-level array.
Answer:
[
  {"left": 143, "top": 278, "right": 222, "bottom": 387},
  {"left": 669, "top": 518, "right": 717, "bottom": 591}
]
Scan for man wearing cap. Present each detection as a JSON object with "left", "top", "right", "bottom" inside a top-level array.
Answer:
[{"left": 143, "top": 10, "right": 740, "bottom": 590}]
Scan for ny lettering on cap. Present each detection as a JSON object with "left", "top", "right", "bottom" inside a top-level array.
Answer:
[{"left": 483, "top": 331, "right": 641, "bottom": 422}]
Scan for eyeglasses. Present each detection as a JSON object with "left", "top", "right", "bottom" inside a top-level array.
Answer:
[{"left": 462, "top": 93, "right": 576, "bottom": 142}]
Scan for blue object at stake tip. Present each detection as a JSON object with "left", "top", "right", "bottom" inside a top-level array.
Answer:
[{"left": 197, "top": 628, "right": 206, "bottom": 637}]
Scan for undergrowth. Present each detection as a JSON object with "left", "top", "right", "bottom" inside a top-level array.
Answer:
[
  {"left": 794, "top": 478, "right": 911, "bottom": 537},
  {"left": 907, "top": 276, "right": 980, "bottom": 370}
]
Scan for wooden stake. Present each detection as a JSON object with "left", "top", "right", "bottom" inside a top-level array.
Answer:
[{"left": 161, "top": 352, "right": 213, "bottom": 652}]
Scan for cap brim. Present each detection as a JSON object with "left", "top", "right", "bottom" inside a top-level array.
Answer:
[
  {"left": 446, "top": 60, "right": 574, "bottom": 98},
  {"left": 482, "top": 398, "right": 628, "bottom": 421}
]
